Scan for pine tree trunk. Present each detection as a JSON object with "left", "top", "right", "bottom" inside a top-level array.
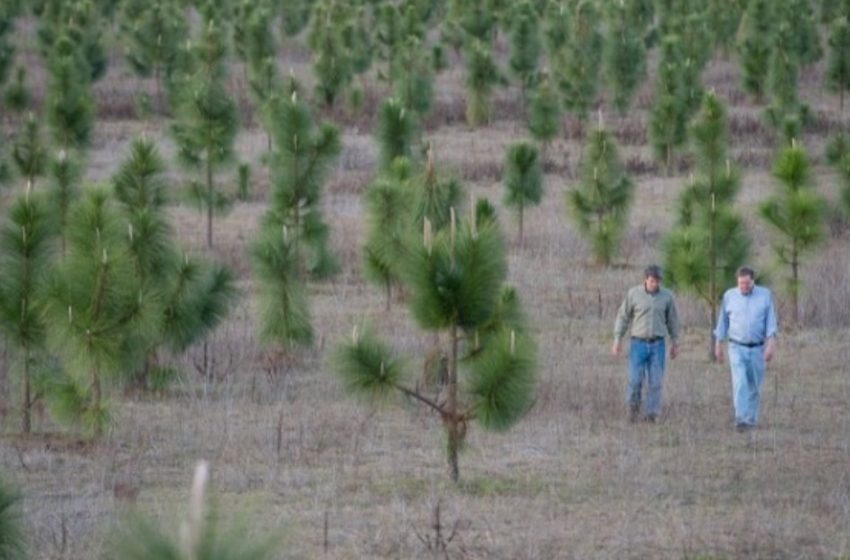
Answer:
[
  {"left": 446, "top": 323, "right": 460, "bottom": 483},
  {"left": 206, "top": 157, "right": 214, "bottom": 249},
  {"left": 385, "top": 280, "right": 392, "bottom": 312},
  {"left": 791, "top": 250, "right": 799, "bottom": 326},
  {"left": 22, "top": 345, "right": 31, "bottom": 434},
  {"left": 517, "top": 204, "right": 524, "bottom": 246},
  {"left": 709, "top": 194, "right": 718, "bottom": 362}
]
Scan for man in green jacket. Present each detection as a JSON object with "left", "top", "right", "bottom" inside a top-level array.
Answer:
[{"left": 612, "top": 265, "right": 681, "bottom": 423}]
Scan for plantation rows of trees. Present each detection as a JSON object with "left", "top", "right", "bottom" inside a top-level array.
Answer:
[{"left": 0, "top": 0, "right": 848, "bottom": 487}]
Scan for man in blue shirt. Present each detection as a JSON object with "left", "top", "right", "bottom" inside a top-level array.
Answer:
[{"left": 714, "top": 267, "right": 779, "bottom": 432}]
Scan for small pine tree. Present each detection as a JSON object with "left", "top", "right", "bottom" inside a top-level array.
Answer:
[
  {"left": 526, "top": 71, "right": 561, "bottom": 162},
  {"left": 412, "top": 146, "right": 464, "bottom": 234},
  {"left": 650, "top": 35, "right": 689, "bottom": 175},
  {"left": 47, "top": 151, "right": 82, "bottom": 256},
  {"left": 760, "top": 142, "right": 826, "bottom": 326},
  {"left": 376, "top": 97, "right": 418, "bottom": 172},
  {"left": 121, "top": 0, "right": 188, "bottom": 114},
  {"left": 43, "top": 187, "right": 158, "bottom": 436},
  {"left": 780, "top": 0, "right": 822, "bottom": 67},
  {"left": 3, "top": 66, "right": 29, "bottom": 114},
  {"left": 542, "top": 0, "right": 570, "bottom": 56},
  {"left": 263, "top": 91, "right": 341, "bottom": 280},
  {"left": 764, "top": 23, "right": 808, "bottom": 145},
  {"left": 603, "top": 0, "right": 647, "bottom": 116},
  {"left": 737, "top": 0, "right": 774, "bottom": 102},
  {"left": 567, "top": 125, "right": 634, "bottom": 265},
  {"left": 0, "top": 9, "right": 13, "bottom": 92},
  {"left": 281, "top": 0, "right": 312, "bottom": 37},
  {"left": 12, "top": 113, "right": 48, "bottom": 191},
  {"left": 45, "top": 35, "right": 95, "bottom": 151},
  {"left": 170, "top": 15, "right": 238, "bottom": 250},
  {"left": 508, "top": 1, "right": 541, "bottom": 107},
  {"left": 363, "top": 160, "right": 414, "bottom": 311},
  {"left": 708, "top": 0, "right": 745, "bottom": 57},
  {"left": 334, "top": 209, "right": 536, "bottom": 482},
  {"left": 827, "top": 16, "right": 850, "bottom": 114},
  {"left": 391, "top": 35, "right": 436, "bottom": 119},
  {"left": 557, "top": 0, "right": 603, "bottom": 127},
  {"left": 664, "top": 93, "right": 751, "bottom": 359},
  {"left": 503, "top": 141, "right": 543, "bottom": 245},
  {"left": 0, "top": 478, "right": 26, "bottom": 560},
  {"left": 0, "top": 192, "right": 55, "bottom": 433},
  {"left": 308, "top": 0, "right": 354, "bottom": 108},
  {"left": 464, "top": 39, "right": 503, "bottom": 128}
]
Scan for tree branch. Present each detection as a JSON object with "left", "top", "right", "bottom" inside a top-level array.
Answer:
[{"left": 396, "top": 384, "right": 446, "bottom": 417}]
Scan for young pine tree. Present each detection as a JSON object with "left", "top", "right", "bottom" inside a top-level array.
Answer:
[
  {"left": 827, "top": 16, "right": 850, "bottom": 114},
  {"left": 557, "top": 0, "right": 603, "bottom": 129},
  {"left": 362, "top": 159, "right": 414, "bottom": 311},
  {"left": 334, "top": 209, "right": 537, "bottom": 482},
  {"left": 113, "top": 138, "right": 237, "bottom": 390},
  {"left": 170, "top": 16, "right": 238, "bottom": 250},
  {"left": 411, "top": 146, "right": 464, "bottom": 235},
  {"left": 308, "top": 0, "right": 354, "bottom": 108},
  {"left": 567, "top": 125, "right": 634, "bottom": 266},
  {"left": 526, "top": 71, "right": 562, "bottom": 163},
  {"left": 707, "top": 0, "right": 745, "bottom": 58},
  {"left": 737, "top": 0, "right": 774, "bottom": 102},
  {"left": 664, "top": 93, "right": 751, "bottom": 359},
  {"left": 650, "top": 35, "right": 689, "bottom": 175},
  {"left": 376, "top": 97, "right": 418, "bottom": 172},
  {"left": 603, "top": 0, "right": 647, "bottom": 116},
  {"left": 391, "top": 35, "right": 437, "bottom": 120},
  {"left": 508, "top": 1, "right": 541, "bottom": 108},
  {"left": 11, "top": 113, "right": 48, "bottom": 191},
  {"left": 764, "top": 23, "right": 808, "bottom": 145},
  {"left": 3, "top": 66, "right": 30, "bottom": 115},
  {"left": 43, "top": 188, "right": 158, "bottom": 436},
  {"left": 47, "top": 150, "right": 82, "bottom": 257},
  {"left": 760, "top": 142, "right": 826, "bottom": 326},
  {"left": 0, "top": 192, "right": 55, "bottom": 433},
  {"left": 263, "top": 92, "right": 341, "bottom": 279},
  {"left": 45, "top": 35, "right": 95, "bottom": 152},
  {"left": 464, "top": 39, "right": 504, "bottom": 128},
  {"left": 121, "top": 0, "right": 188, "bottom": 115},
  {"left": 503, "top": 141, "right": 543, "bottom": 245}
]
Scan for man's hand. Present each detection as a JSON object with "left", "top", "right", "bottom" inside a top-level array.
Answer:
[
  {"left": 670, "top": 342, "right": 679, "bottom": 360},
  {"left": 612, "top": 340, "right": 622, "bottom": 357},
  {"left": 764, "top": 338, "right": 776, "bottom": 362},
  {"left": 714, "top": 342, "right": 724, "bottom": 363}
]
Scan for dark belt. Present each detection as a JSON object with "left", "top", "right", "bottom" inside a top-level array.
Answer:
[
  {"left": 631, "top": 336, "right": 664, "bottom": 343},
  {"left": 729, "top": 338, "right": 764, "bottom": 348}
]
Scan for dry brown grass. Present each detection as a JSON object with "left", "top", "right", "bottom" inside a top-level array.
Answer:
[{"left": 1, "top": 20, "right": 850, "bottom": 560}]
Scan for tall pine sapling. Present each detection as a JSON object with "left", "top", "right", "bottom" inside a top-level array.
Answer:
[
  {"left": 527, "top": 71, "right": 561, "bottom": 163},
  {"left": 503, "top": 141, "right": 543, "bottom": 245},
  {"left": 567, "top": 124, "right": 634, "bottom": 266},
  {"left": 557, "top": 0, "right": 603, "bottom": 131},
  {"left": 0, "top": 478, "right": 26, "bottom": 560},
  {"left": 760, "top": 142, "right": 826, "bottom": 326},
  {"left": 376, "top": 97, "right": 418, "bottom": 172},
  {"left": 603, "top": 0, "right": 647, "bottom": 115},
  {"left": 12, "top": 113, "right": 48, "bottom": 192},
  {"left": 508, "top": 1, "right": 541, "bottom": 108},
  {"left": 737, "top": 0, "right": 774, "bottom": 102},
  {"left": 827, "top": 16, "right": 850, "bottom": 114},
  {"left": 464, "top": 39, "right": 504, "bottom": 128}
]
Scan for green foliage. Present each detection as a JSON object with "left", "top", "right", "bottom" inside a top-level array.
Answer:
[
  {"left": 405, "top": 217, "right": 507, "bottom": 331},
  {"left": 12, "top": 113, "right": 49, "bottom": 189},
  {"left": 464, "top": 39, "right": 503, "bottom": 127},
  {"left": 38, "top": 0, "right": 108, "bottom": 82},
  {"left": 376, "top": 97, "right": 418, "bottom": 172},
  {"left": 760, "top": 143, "right": 826, "bottom": 324},
  {"left": 737, "top": 0, "right": 774, "bottom": 101},
  {"left": 170, "top": 14, "right": 238, "bottom": 249},
  {"left": 46, "top": 35, "right": 95, "bottom": 150},
  {"left": 508, "top": 1, "right": 541, "bottom": 103},
  {"left": 665, "top": 93, "right": 751, "bottom": 336},
  {"left": 0, "top": 479, "right": 25, "bottom": 560},
  {"left": 47, "top": 151, "right": 83, "bottom": 254},
  {"left": 43, "top": 187, "right": 159, "bottom": 436},
  {"left": 281, "top": 0, "right": 312, "bottom": 37},
  {"left": 250, "top": 224, "right": 313, "bottom": 347},
  {"left": 827, "top": 17, "right": 850, "bottom": 112},
  {"left": 649, "top": 35, "right": 690, "bottom": 174},
  {"left": 568, "top": 126, "right": 633, "bottom": 265},
  {"left": 237, "top": 163, "right": 251, "bottom": 201},
  {"left": 707, "top": 0, "right": 745, "bottom": 55},
  {"left": 362, "top": 161, "right": 414, "bottom": 309},
  {"left": 391, "top": 35, "right": 437, "bottom": 118},
  {"left": 603, "top": 0, "right": 647, "bottom": 115},
  {"left": 542, "top": 0, "right": 570, "bottom": 55},
  {"left": 121, "top": 0, "right": 188, "bottom": 113},
  {"left": 556, "top": 0, "right": 603, "bottom": 123},
  {"left": 0, "top": 192, "right": 56, "bottom": 432},
  {"left": 332, "top": 325, "right": 406, "bottom": 402},
  {"left": 3, "top": 66, "right": 30, "bottom": 113},
  {"left": 764, "top": 23, "right": 809, "bottom": 145},
  {"left": 526, "top": 72, "right": 561, "bottom": 155},
  {"left": 308, "top": 0, "right": 355, "bottom": 107},
  {"left": 264, "top": 92, "right": 341, "bottom": 279},
  {"left": 503, "top": 141, "right": 543, "bottom": 243},
  {"left": 778, "top": 0, "right": 822, "bottom": 66},
  {"left": 468, "top": 328, "right": 536, "bottom": 432},
  {"left": 411, "top": 151, "right": 464, "bottom": 234}
]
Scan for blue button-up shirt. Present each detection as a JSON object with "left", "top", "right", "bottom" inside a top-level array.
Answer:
[{"left": 714, "top": 285, "right": 779, "bottom": 344}]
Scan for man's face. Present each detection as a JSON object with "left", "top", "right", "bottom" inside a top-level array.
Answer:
[
  {"left": 737, "top": 274, "right": 754, "bottom": 294},
  {"left": 645, "top": 276, "right": 660, "bottom": 293}
]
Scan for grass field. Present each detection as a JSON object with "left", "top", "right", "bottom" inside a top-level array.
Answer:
[{"left": 1, "top": 20, "right": 850, "bottom": 560}]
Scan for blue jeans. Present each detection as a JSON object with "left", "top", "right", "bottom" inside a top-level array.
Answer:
[
  {"left": 627, "top": 338, "right": 666, "bottom": 416},
  {"left": 728, "top": 344, "right": 766, "bottom": 426}
]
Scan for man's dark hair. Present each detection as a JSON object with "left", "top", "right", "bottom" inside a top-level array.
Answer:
[
  {"left": 736, "top": 266, "right": 755, "bottom": 279},
  {"left": 644, "top": 264, "right": 663, "bottom": 279}
]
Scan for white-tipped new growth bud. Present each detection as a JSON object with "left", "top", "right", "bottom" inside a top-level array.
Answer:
[
  {"left": 102, "top": 249, "right": 108, "bottom": 264},
  {"left": 423, "top": 218, "right": 433, "bottom": 255},
  {"left": 352, "top": 325, "right": 359, "bottom": 343},
  {"left": 128, "top": 223, "right": 134, "bottom": 241},
  {"left": 182, "top": 461, "right": 210, "bottom": 560},
  {"left": 510, "top": 330, "right": 516, "bottom": 355},
  {"left": 68, "top": 306, "right": 73, "bottom": 323}
]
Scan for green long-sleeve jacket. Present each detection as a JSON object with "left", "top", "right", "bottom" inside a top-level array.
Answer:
[{"left": 614, "top": 285, "right": 680, "bottom": 342}]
